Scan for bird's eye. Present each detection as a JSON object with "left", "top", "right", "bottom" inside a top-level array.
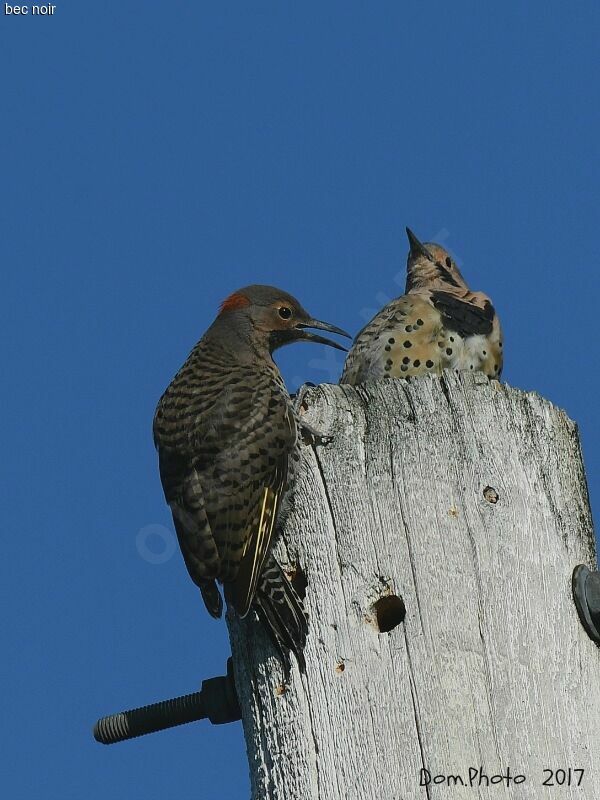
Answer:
[
  {"left": 445, "top": 257, "right": 452, "bottom": 268},
  {"left": 278, "top": 306, "right": 293, "bottom": 319}
]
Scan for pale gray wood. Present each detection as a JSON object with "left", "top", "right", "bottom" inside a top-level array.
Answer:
[{"left": 227, "top": 371, "right": 599, "bottom": 800}]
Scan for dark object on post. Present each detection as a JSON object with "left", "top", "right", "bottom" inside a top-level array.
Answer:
[
  {"left": 93, "top": 658, "right": 240, "bottom": 745},
  {"left": 572, "top": 564, "right": 600, "bottom": 645},
  {"left": 371, "top": 594, "right": 406, "bottom": 633}
]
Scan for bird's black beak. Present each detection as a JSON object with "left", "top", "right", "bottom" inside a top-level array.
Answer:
[
  {"left": 295, "top": 318, "right": 352, "bottom": 352},
  {"left": 406, "top": 227, "right": 434, "bottom": 261}
]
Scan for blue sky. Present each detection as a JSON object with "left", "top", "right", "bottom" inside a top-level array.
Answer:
[{"left": 2, "top": 2, "right": 599, "bottom": 798}]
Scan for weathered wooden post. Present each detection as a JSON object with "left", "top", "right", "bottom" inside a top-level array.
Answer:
[{"left": 228, "top": 372, "right": 600, "bottom": 799}]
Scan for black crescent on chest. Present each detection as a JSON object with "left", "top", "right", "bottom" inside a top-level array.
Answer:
[{"left": 430, "top": 291, "right": 495, "bottom": 337}]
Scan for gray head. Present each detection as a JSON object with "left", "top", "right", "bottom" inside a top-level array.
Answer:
[
  {"left": 405, "top": 228, "right": 469, "bottom": 293},
  {"left": 214, "top": 284, "right": 350, "bottom": 352}
]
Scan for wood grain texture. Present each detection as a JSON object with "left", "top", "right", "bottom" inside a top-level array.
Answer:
[{"left": 227, "top": 371, "right": 599, "bottom": 800}]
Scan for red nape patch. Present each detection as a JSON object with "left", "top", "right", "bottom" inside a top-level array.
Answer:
[{"left": 219, "top": 292, "right": 250, "bottom": 313}]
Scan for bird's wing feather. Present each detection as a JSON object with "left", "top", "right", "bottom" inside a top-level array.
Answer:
[
  {"left": 205, "top": 380, "right": 296, "bottom": 616},
  {"left": 227, "top": 453, "right": 288, "bottom": 617},
  {"left": 157, "top": 448, "right": 221, "bottom": 583},
  {"left": 429, "top": 291, "right": 495, "bottom": 337},
  {"left": 225, "top": 382, "right": 296, "bottom": 615}
]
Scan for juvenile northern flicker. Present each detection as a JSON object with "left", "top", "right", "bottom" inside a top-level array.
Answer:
[
  {"left": 153, "top": 285, "right": 349, "bottom": 672},
  {"left": 340, "top": 228, "right": 503, "bottom": 384}
]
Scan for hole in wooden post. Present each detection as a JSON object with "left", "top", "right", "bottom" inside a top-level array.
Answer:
[
  {"left": 483, "top": 486, "right": 499, "bottom": 504},
  {"left": 371, "top": 594, "right": 406, "bottom": 633},
  {"left": 285, "top": 563, "right": 308, "bottom": 601}
]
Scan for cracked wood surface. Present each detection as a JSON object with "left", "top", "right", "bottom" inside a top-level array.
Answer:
[{"left": 227, "top": 372, "right": 599, "bottom": 800}]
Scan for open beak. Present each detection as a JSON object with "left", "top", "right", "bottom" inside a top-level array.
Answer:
[
  {"left": 406, "top": 227, "right": 434, "bottom": 261},
  {"left": 296, "top": 318, "right": 352, "bottom": 352}
]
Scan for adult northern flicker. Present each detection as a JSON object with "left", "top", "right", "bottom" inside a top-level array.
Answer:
[
  {"left": 153, "top": 285, "right": 349, "bottom": 672},
  {"left": 340, "top": 228, "right": 503, "bottom": 384}
]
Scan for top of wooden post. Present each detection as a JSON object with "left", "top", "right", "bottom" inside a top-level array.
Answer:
[{"left": 229, "top": 372, "right": 599, "bottom": 800}]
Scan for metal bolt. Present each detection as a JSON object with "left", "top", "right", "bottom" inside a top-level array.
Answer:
[
  {"left": 572, "top": 565, "right": 600, "bottom": 645},
  {"left": 93, "top": 657, "right": 241, "bottom": 745}
]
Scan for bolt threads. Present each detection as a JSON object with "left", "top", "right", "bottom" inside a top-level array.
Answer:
[{"left": 94, "top": 691, "right": 205, "bottom": 744}]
